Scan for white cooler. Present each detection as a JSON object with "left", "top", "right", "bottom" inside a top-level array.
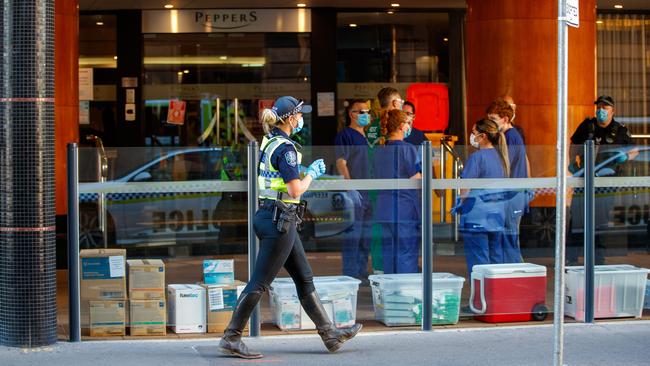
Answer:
[
  {"left": 269, "top": 276, "right": 361, "bottom": 330},
  {"left": 565, "top": 265, "right": 650, "bottom": 321}
]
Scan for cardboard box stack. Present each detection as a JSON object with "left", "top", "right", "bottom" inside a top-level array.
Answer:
[
  {"left": 81, "top": 249, "right": 127, "bottom": 336},
  {"left": 201, "top": 259, "right": 247, "bottom": 334},
  {"left": 128, "top": 259, "right": 166, "bottom": 336}
]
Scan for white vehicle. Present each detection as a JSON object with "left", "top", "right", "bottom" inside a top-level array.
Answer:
[{"left": 79, "top": 147, "right": 354, "bottom": 253}]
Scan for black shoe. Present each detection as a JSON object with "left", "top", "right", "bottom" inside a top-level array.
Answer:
[
  {"left": 300, "top": 291, "right": 362, "bottom": 352},
  {"left": 219, "top": 292, "right": 263, "bottom": 359}
]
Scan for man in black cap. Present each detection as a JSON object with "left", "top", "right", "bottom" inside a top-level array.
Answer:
[{"left": 567, "top": 95, "right": 634, "bottom": 265}]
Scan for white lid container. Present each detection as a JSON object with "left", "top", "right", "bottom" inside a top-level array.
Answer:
[
  {"left": 564, "top": 264, "right": 649, "bottom": 321},
  {"left": 471, "top": 263, "right": 547, "bottom": 278},
  {"left": 369, "top": 273, "right": 465, "bottom": 291}
]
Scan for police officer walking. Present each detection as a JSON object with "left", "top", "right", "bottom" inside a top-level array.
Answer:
[
  {"left": 219, "top": 96, "right": 362, "bottom": 359},
  {"left": 567, "top": 95, "right": 633, "bottom": 265}
]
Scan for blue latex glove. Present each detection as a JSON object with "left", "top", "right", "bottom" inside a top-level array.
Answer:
[
  {"left": 613, "top": 152, "right": 627, "bottom": 164},
  {"left": 306, "top": 159, "right": 326, "bottom": 180},
  {"left": 347, "top": 190, "right": 363, "bottom": 207}
]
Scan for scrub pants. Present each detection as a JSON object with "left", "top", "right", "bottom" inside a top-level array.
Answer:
[
  {"left": 342, "top": 197, "right": 372, "bottom": 278},
  {"left": 241, "top": 205, "right": 316, "bottom": 299},
  {"left": 503, "top": 214, "right": 524, "bottom": 263},
  {"left": 462, "top": 230, "right": 505, "bottom": 273},
  {"left": 380, "top": 222, "right": 420, "bottom": 274}
]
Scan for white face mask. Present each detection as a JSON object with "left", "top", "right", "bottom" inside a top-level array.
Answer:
[{"left": 470, "top": 133, "right": 480, "bottom": 149}]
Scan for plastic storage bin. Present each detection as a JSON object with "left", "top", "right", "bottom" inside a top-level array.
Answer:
[
  {"left": 269, "top": 276, "right": 361, "bottom": 331},
  {"left": 565, "top": 265, "right": 650, "bottom": 321},
  {"left": 369, "top": 273, "right": 465, "bottom": 326},
  {"left": 470, "top": 263, "right": 548, "bottom": 323}
]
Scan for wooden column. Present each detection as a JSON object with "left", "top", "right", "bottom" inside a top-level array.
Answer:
[
  {"left": 55, "top": 0, "right": 80, "bottom": 216},
  {"left": 466, "top": 0, "right": 596, "bottom": 186}
]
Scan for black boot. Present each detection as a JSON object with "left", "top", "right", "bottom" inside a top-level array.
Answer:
[
  {"left": 300, "top": 291, "right": 362, "bottom": 353},
  {"left": 219, "top": 292, "right": 263, "bottom": 359}
]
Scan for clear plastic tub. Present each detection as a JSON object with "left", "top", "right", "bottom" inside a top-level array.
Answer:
[
  {"left": 565, "top": 265, "right": 650, "bottom": 321},
  {"left": 369, "top": 273, "right": 465, "bottom": 326},
  {"left": 269, "top": 276, "right": 361, "bottom": 330}
]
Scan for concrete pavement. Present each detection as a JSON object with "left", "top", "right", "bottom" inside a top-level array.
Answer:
[{"left": 3, "top": 321, "right": 650, "bottom": 366}]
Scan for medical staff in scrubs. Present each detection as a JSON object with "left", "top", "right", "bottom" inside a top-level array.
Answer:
[
  {"left": 335, "top": 99, "right": 372, "bottom": 281},
  {"left": 486, "top": 98, "right": 529, "bottom": 263},
  {"left": 373, "top": 109, "right": 422, "bottom": 274},
  {"left": 452, "top": 119, "right": 510, "bottom": 273}
]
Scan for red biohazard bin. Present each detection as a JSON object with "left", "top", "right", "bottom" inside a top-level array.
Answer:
[
  {"left": 405, "top": 83, "right": 449, "bottom": 132},
  {"left": 470, "top": 263, "right": 548, "bottom": 323}
]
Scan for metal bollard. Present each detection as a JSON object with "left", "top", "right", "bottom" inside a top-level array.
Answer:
[
  {"left": 67, "top": 143, "right": 81, "bottom": 342},
  {"left": 584, "top": 140, "right": 595, "bottom": 323},
  {"left": 421, "top": 141, "right": 433, "bottom": 331},
  {"left": 247, "top": 141, "right": 261, "bottom": 337}
]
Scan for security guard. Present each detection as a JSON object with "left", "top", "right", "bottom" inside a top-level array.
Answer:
[
  {"left": 567, "top": 95, "right": 633, "bottom": 265},
  {"left": 219, "top": 96, "right": 362, "bottom": 359}
]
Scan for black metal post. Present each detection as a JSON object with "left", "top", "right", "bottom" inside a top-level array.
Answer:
[
  {"left": 584, "top": 140, "right": 595, "bottom": 323},
  {"left": 247, "top": 141, "right": 260, "bottom": 336},
  {"left": 422, "top": 141, "right": 433, "bottom": 331},
  {"left": 67, "top": 143, "right": 81, "bottom": 342}
]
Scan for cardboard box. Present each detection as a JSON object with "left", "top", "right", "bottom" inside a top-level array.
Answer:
[
  {"left": 81, "top": 249, "right": 127, "bottom": 327},
  {"left": 89, "top": 300, "right": 126, "bottom": 337},
  {"left": 202, "top": 281, "right": 247, "bottom": 333},
  {"left": 128, "top": 259, "right": 165, "bottom": 300},
  {"left": 167, "top": 284, "right": 206, "bottom": 333},
  {"left": 130, "top": 300, "right": 167, "bottom": 336},
  {"left": 203, "top": 259, "right": 234, "bottom": 285}
]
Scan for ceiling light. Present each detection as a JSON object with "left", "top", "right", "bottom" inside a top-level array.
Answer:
[
  {"left": 164, "top": 4, "right": 174, "bottom": 9},
  {"left": 113, "top": 56, "right": 118, "bottom": 60},
  {"left": 177, "top": 71, "right": 183, "bottom": 75},
  {"left": 349, "top": 23, "right": 358, "bottom": 28},
  {"left": 183, "top": 70, "right": 189, "bottom": 74},
  {"left": 614, "top": 4, "right": 623, "bottom": 9},
  {"left": 391, "top": 3, "right": 400, "bottom": 7},
  {"left": 219, "top": 56, "right": 228, "bottom": 60},
  {"left": 96, "top": 21, "right": 104, "bottom": 26},
  {"left": 297, "top": 3, "right": 306, "bottom": 7},
  {"left": 596, "top": 20, "right": 604, "bottom": 24},
  {"left": 387, "top": 11, "right": 395, "bottom": 15},
  {"left": 443, "top": 38, "right": 449, "bottom": 42}
]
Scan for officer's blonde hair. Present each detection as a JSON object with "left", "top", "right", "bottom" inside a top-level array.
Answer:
[{"left": 260, "top": 108, "right": 286, "bottom": 134}]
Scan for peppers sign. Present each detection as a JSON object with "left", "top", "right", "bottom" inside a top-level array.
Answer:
[
  {"left": 566, "top": 0, "right": 579, "bottom": 28},
  {"left": 167, "top": 100, "right": 186, "bottom": 125}
]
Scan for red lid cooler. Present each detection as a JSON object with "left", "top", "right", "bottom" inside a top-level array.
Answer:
[{"left": 470, "top": 263, "right": 548, "bottom": 323}]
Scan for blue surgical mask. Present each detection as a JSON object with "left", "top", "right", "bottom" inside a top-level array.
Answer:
[
  {"left": 596, "top": 108, "right": 608, "bottom": 123},
  {"left": 292, "top": 116, "right": 304, "bottom": 135},
  {"left": 357, "top": 113, "right": 370, "bottom": 127},
  {"left": 404, "top": 125, "right": 412, "bottom": 139}
]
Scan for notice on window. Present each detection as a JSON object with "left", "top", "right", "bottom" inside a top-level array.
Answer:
[
  {"left": 317, "top": 92, "right": 335, "bottom": 117},
  {"left": 79, "top": 68, "right": 94, "bottom": 101},
  {"left": 108, "top": 256, "right": 125, "bottom": 278},
  {"left": 167, "top": 100, "right": 186, "bottom": 125},
  {"left": 79, "top": 101, "right": 90, "bottom": 125}
]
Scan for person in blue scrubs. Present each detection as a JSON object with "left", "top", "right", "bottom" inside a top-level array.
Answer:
[
  {"left": 452, "top": 119, "right": 510, "bottom": 273},
  {"left": 487, "top": 98, "right": 529, "bottom": 263},
  {"left": 335, "top": 99, "right": 372, "bottom": 281},
  {"left": 373, "top": 110, "right": 422, "bottom": 274}
]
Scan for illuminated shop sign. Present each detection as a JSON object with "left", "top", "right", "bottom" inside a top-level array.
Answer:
[{"left": 142, "top": 9, "right": 311, "bottom": 33}]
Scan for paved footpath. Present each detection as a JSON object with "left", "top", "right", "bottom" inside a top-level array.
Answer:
[{"left": 2, "top": 321, "right": 649, "bottom": 366}]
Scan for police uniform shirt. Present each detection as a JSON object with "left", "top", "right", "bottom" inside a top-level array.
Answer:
[
  {"left": 268, "top": 128, "right": 300, "bottom": 183},
  {"left": 570, "top": 117, "right": 632, "bottom": 146}
]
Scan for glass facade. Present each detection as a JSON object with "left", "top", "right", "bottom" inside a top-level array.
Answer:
[{"left": 63, "top": 7, "right": 650, "bottom": 342}]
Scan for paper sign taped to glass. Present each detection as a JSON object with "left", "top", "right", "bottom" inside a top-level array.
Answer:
[{"left": 167, "top": 99, "right": 187, "bottom": 125}]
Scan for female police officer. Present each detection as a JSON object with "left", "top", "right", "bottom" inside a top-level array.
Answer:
[{"left": 219, "top": 96, "right": 362, "bottom": 359}]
